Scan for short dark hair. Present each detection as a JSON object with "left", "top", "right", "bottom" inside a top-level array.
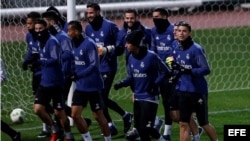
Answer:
[
  {"left": 68, "top": 20, "right": 82, "bottom": 32},
  {"left": 27, "top": 12, "right": 41, "bottom": 21},
  {"left": 42, "top": 11, "right": 59, "bottom": 21},
  {"left": 178, "top": 21, "right": 192, "bottom": 32},
  {"left": 34, "top": 19, "right": 47, "bottom": 27},
  {"left": 153, "top": 7, "right": 169, "bottom": 17},
  {"left": 86, "top": 2, "right": 101, "bottom": 11},
  {"left": 124, "top": 9, "right": 138, "bottom": 17}
]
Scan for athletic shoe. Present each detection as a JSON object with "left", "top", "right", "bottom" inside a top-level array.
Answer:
[
  {"left": 37, "top": 130, "right": 51, "bottom": 138},
  {"left": 125, "top": 128, "right": 139, "bottom": 140},
  {"left": 100, "top": 124, "right": 118, "bottom": 136},
  {"left": 154, "top": 119, "right": 164, "bottom": 133},
  {"left": 50, "top": 133, "right": 59, "bottom": 141},
  {"left": 110, "top": 125, "right": 118, "bottom": 136},
  {"left": 12, "top": 132, "right": 21, "bottom": 141},
  {"left": 159, "top": 135, "right": 171, "bottom": 141},
  {"left": 198, "top": 126, "right": 204, "bottom": 137},
  {"left": 123, "top": 113, "right": 133, "bottom": 133},
  {"left": 64, "top": 138, "right": 75, "bottom": 141}
]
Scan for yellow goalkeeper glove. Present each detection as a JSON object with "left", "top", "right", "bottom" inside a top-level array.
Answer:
[{"left": 166, "top": 56, "right": 174, "bottom": 68}]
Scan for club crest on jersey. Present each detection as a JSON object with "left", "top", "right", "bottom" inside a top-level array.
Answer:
[
  {"left": 29, "top": 41, "right": 33, "bottom": 45},
  {"left": 140, "top": 62, "right": 145, "bottom": 68},
  {"left": 80, "top": 49, "right": 83, "bottom": 55},
  {"left": 91, "top": 33, "right": 94, "bottom": 37},
  {"left": 186, "top": 53, "right": 190, "bottom": 60},
  {"left": 167, "top": 35, "right": 171, "bottom": 41},
  {"left": 100, "top": 31, "right": 104, "bottom": 37}
]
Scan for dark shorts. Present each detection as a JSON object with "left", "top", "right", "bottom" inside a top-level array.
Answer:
[
  {"left": 133, "top": 100, "right": 158, "bottom": 129},
  {"left": 178, "top": 91, "right": 209, "bottom": 126},
  {"left": 169, "top": 89, "right": 179, "bottom": 111},
  {"left": 71, "top": 90, "right": 104, "bottom": 112},
  {"left": 32, "top": 74, "right": 41, "bottom": 95},
  {"left": 34, "top": 85, "right": 65, "bottom": 110}
]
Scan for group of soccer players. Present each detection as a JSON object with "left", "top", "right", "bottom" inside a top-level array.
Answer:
[{"left": 21, "top": 2, "right": 219, "bottom": 141}]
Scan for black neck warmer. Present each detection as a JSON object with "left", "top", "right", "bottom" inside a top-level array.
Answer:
[
  {"left": 153, "top": 18, "right": 170, "bottom": 34},
  {"left": 179, "top": 36, "right": 194, "bottom": 50},
  {"left": 132, "top": 47, "right": 148, "bottom": 60},
  {"left": 73, "top": 34, "right": 85, "bottom": 47},
  {"left": 89, "top": 15, "right": 103, "bottom": 31},
  {"left": 48, "top": 24, "right": 62, "bottom": 36}
]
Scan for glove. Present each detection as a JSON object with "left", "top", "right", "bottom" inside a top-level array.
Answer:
[
  {"left": 114, "top": 81, "right": 124, "bottom": 90},
  {"left": 30, "top": 53, "right": 40, "bottom": 61},
  {"left": 70, "top": 73, "right": 78, "bottom": 81},
  {"left": 98, "top": 45, "right": 115, "bottom": 55},
  {"left": 171, "top": 61, "right": 192, "bottom": 74},
  {"left": 165, "top": 56, "right": 174, "bottom": 68},
  {"left": 22, "top": 62, "right": 28, "bottom": 71},
  {"left": 146, "top": 83, "right": 158, "bottom": 94}
]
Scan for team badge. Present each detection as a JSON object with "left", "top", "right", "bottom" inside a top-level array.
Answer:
[
  {"left": 29, "top": 41, "right": 32, "bottom": 45},
  {"left": 100, "top": 31, "right": 104, "bottom": 37},
  {"left": 186, "top": 53, "right": 190, "bottom": 60},
  {"left": 140, "top": 62, "right": 145, "bottom": 68},
  {"left": 167, "top": 35, "right": 171, "bottom": 41},
  {"left": 80, "top": 49, "right": 83, "bottom": 55},
  {"left": 91, "top": 33, "right": 94, "bottom": 37}
]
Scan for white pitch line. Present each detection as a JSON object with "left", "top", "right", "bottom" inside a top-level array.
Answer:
[{"left": 16, "top": 108, "right": 250, "bottom": 131}]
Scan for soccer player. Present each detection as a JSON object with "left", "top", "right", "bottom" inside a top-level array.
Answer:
[
  {"left": 150, "top": 7, "right": 175, "bottom": 141},
  {"left": 33, "top": 19, "right": 74, "bottom": 141},
  {"left": 114, "top": 30, "right": 171, "bottom": 141},
  {"left": 67, "top": 20, "right": 111, "bottom": 141},
  {"left": 46, "top": 6, "right": 68, "bottom": 33},
  {"left": 22, "top": 11, "right": 51, "bottom": 138},
  {"left": 116, "top": 8, "right": 151, "bottom": 64},
  {"left": 84, "top": 2, "right": 133, "bottom": 135},
  {"left": 1, "top": 58, "right": 21, "bottom": 141},
  {"left": 167, "top": 21, "right": 203, "bottom": 141},
  {"left": 171, "top": 21, "right": 218, "bottom": 141}
]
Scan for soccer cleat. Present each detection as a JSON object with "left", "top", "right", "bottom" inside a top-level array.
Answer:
[
  {"left": 198, "top": 126, "right": 204, "bottom": 137},
  {"left": 110, "top": 125, "right": 118, "bottom": 136},
  {"left": 37, "top": 130, "right": 51, "bottom": 138},
  {"left": 123, "top": 112, "right": 133, "bottom": 133},
  {"left": 50, "top": 133, "right": 59, "bottom": 141},
  {"left": 154, "top": 119, "right": 164, "bottom": 133},
  {"left": 125, "top": 128, "right": 139, "bottom": 140},
  {"left": 12, "top": 132, "right": 21, "bottom": 141},
  {"left": 159, "top": 135, "right": 171, "bottom": 141},
  {"left": 64, "top": 138, "right": 75, "bottom": 141}
]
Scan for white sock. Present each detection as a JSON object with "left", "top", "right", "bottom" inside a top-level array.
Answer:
[
  {"left": 163, "top": 125, "right": 172, "bottom": 135},
  {"left": 81, "top": 132, "right": 92, "bottom": 141},
  {"left": 154, "top": 116, "right": 160, "bottom": 125},
  {"left": 65, "top": 132, "right": 73, "bottom": 139},
  {"left": 104, "top": 135, "right": 112, "bottom": 141},
  {"left": 51, "top": 124, "right": 57, "bottom": 133},
  {"left": 192, "top": 134, "right": 200, "bottom": 141},
  {"left": 42, "top": 123, "right": 47, "bottom": 131},
  {"left": 108, "top": 122, "right": 114, "bottom": 127}
]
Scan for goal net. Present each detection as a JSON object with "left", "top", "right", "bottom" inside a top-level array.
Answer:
[{"left": 1, "top": 0, "right": 250, "bottom": 121}]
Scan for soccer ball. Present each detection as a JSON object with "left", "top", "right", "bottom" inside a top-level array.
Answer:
[{"left": 10, "top": 108, "right": 26, "bottom": 124}]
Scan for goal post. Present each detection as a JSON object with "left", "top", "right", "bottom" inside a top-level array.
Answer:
[{"left": 1, "top": 0, "right": 250, "bottom": 121}]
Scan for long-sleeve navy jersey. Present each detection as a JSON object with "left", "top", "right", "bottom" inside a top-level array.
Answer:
[
  {"left": 24, "top": 32, "right": 41, "bottom": 75},
  {"left": 173, "top": 42, "right": 211, "bottom": 94},
  {"left": 116, "top": 23, "right": 152, "bottom": 63},
  {"left": 54, "top": 30, "right": 73, "bottom": 76},
  {"left": 72, "top": 36, "right": 104, "bottom": 92},
  {"left": 150, "top": 24, "right": 175, "bottom": 61},
  {"left": 85, "top": 18, "right": 119, "bottom": 72},
  {"left": 38, "top": 35, "right": 64, "bottom": 87},
  {"left": 120, "top": 50, "right": 170, "bottom": 101}
]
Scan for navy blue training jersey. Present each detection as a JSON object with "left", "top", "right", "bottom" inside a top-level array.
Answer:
[
  {"left": 72, "top": 36, "right": 104, "bottom": 92},
  {"left": 38, "top": 35, "right": 64, "bottom": 87},
  {"left": 24, "top": 32, "right": 42, "bottom": 75},
  {"left": 54, "top": 30, "right": 73, "bottom": 76},
  {"left": 85, "top": 18, "right": 119, "bottom": 72},
  {"left": 173, "top": 42, "right": 211, "bottom": 94},
  {"left": 151, "top": 24, "right": 175, "bottom": 61},
  {"left": 122, "top": 50, "right": 170, "bottom": 101}
]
